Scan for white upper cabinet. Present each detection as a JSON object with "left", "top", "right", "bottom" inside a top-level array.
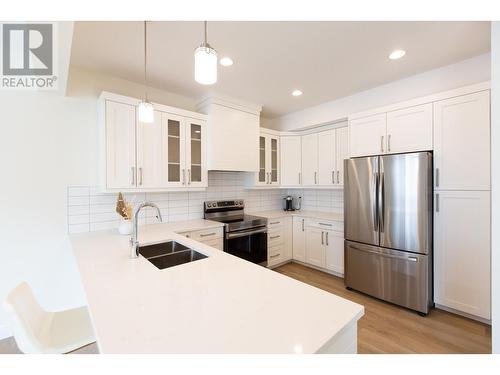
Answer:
[
  {"left": 301, "top": 133, "right": 319, "bottom": 186},
  {"left": 335, "top": 126, "right": 349, "bottom": 185},
  {"left": 256, "top": 131, "right": 280, "bottom": 186},
  {"left": 434, "top": 190, "right": 491, "bottom": 320},
  {"left": 349, "top": 113, "right": 386, "bottom": 157},
  {"left": 100, "top": 92, "right": 207, "bottom": 192},
  {"left": 104, "top": 100, "right": 137, "bottom": 189},
  {"left": 318, "top": 130, "right": 336, "bottom": 185},
  {"left": 386, "top": 103, "right": 433, "bottom": 153},
  {"left": 433, "top": 90, "right": 490, "bottom": 191},
  {"left": 280, "top": 136, "right": 302, "bottom": 186}
]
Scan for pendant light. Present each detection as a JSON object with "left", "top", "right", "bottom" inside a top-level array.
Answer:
[
  {"left": 138, "top": 20, "right": 154, "bottom": 123},
  {"left": 194, "top": 21, "right": 217, "bottom": 85}
]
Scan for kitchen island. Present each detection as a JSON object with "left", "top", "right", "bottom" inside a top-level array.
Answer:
[{"left": 70, "top": 219, "right": 364, "bottom": 354}]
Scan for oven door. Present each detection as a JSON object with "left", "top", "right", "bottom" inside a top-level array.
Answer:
[{"left": 225, "top": 226, "right": 268, "bottom": 265}]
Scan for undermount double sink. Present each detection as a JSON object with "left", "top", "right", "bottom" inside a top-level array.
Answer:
[{"left": 139, "top": 241, "right": 207, "bottom": 270}]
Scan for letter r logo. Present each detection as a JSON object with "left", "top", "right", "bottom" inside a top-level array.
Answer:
[{"left": 2, "top": 23, "right": 53, "bottom": 75}]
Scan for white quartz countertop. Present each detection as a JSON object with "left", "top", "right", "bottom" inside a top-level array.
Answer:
[
  {"left": 70, "top": 219, "right": 363, "bottom": 354},
  {"left": 250, "top": 210, "right": 344, "bottom": 222}
]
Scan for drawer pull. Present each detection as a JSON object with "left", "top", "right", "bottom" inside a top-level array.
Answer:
[
  {"left": 319, "top": 222, "right": 333, "bottom": 226},
  {"left": 270, "top": 235, "right": 281, "bottom": 239},
  {"left": 269, "top": 221, "right": 281, "bottom": 225},
  {"left": 270, "top": 253, "right": 281, "bottom": 259},
  {"left": 200, "top": 232, "right": 216, "bottom": 237}
]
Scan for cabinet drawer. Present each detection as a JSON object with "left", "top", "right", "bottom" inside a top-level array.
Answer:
[
  {"left": 268, "top": 218, "right": 286, "bottom": 228},
  {"left": 201, "top": 237, "right": 223, "bottom": 251},
  {"left": 306, "top": 218, "right": 343, "bottom": 232},
  {"left": 268, "top": 227, "right": 285, "bottom": 246},
  {"left": 268, "top": 244, "right": 285, "bottom": 267},
  {"left": 190, "top": 227, "right": 223, "bottom": 241}
]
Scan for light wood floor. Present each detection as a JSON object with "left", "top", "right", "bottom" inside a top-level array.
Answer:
[{"left": 275, "top": 262, "right": 491, "bottom": 354}]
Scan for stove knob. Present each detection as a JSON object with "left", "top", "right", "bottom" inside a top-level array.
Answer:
[
  {"left": 239, "top": 200, "right": 243, "bottom": 205},
  {"left": 207, "top": 203, "right": 212, "bottom": 208}
]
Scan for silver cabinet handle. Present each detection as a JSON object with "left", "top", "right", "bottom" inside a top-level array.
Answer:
[
  {"left": 182, "top": 169, "right": 186, "bottom": 185},
  {"left": 388, "top": 134, "right": 391, "bottom": 152},
  {"left": 298, "top": 172, "right": 301, "bottom": 185},
  {"left": 200, "top": 232, "right": 216, "bottom": 237},
  {"left": 188, "top": 169, "right": 191, "bottom": 185},
  {"left": 139, "top": 167, "right": 143, "bottom": 186},
  {"left": 130, "top": 167, "right": 135, "bottom": 186},
  {"left": 435, "top": 168, "right": 440, "bottom": 187},
  {"left": 270, "top": 235, "right": 281, "bottom": 240},
  {"left": 319, "top": 222, "right": 333, "bottom": 227},
  {"left": 381, "top": 135, "right": 385, "bottom": 153},
  {"left": 321, "top": 231, "right": 324, "bottom": 245},
  {"left": 270, "top": 253, "right": 281, "bottom": 259},
  {"left": 326, "top": 232, "right": 329, "bottom": 246},
  {"left": 336, "top": 170, "right": 340, "bottom": 184},
  {"left": 314, "top": 171, "right": 317, "bottom": 184},
  {"left": 436, "top": 193, "right": 440, "bottom": 213},
  {"left": 270, "top": 221, "right": 280, "bottom": 225},
  {"left": 302, "top": 219, "right": 304, "bottom": 232},
  {"left": 332, "top": 171, "right": 335, "bottom": 184}
]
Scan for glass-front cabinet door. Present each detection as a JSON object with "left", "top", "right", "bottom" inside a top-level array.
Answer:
[
  {"left": 161, "top": 112, "right": 186, "bottom": 187},
  {"left": 185, "top": 119, "right": 207, "bottom": 187},
  {"left": 256, "top": 133, "right": 280, "bottom": 186}
]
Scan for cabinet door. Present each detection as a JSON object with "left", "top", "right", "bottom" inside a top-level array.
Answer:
[
  {"left": 105, "top": 100, "right": 137, "bottom": 189},
  {"left": 162, "top": 114, "right": 186, "bottom": 187},
  {"left": 292, "top": 217, "right": 306, "bottom": 262},
  {"left": 325, "top": 230, "right": 344, "bottom": 275},
  {"left": 301, "top": 133, "right": 319, "bottom": 186},
  {"left": 305, "top": 227, "right": 325, "bottom": 268},
  {"left": 434, "top": 190, "right": 490, "bottom": 320},
  {"left": 186, "top": 119, "right": 207, "bottom": 187},
  {"left": 256, "top": 135, "right": 267, "bottom": 185},
  {"left": 136, "top": 110, "right": 163, "bottom": 188},
  {"left": 280, "top": 136, "right": 302, "bottom": 186},
  {"left": 269, "top": 136, "right": 280, "bottom": 185},
  {"left": 349, "top": 113, "right": 387, "bottom": 157},
  {"left": 433, "top": 91, "right": 490, "bottom": 191},
  {"left": 335, "top": 127, "right": 349, "bottom": 186},
  {"left": 318, "top": 130, "right": 336, "bottom": 185},
  {"left": 386, "top": 103, "right": 433, "bottom": 154}
]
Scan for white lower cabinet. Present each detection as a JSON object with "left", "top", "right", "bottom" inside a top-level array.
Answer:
[
  {"left": 179, "top": 227, "right": 224, "bottom": 251},
  {"left": 434, "top": 190, "right": 491, "bottom": 320},
  {"left": 305, "top": 227, "right": 326, "bottom": 268},
  {"left": 267, "top": 217, "right": 292, "bottom": 267},
  {"left": 292, "top": 217, "right": 306, "bottom": 262},
  {"left": 325, "top": 230, "right": 344, "bottom": 275}
]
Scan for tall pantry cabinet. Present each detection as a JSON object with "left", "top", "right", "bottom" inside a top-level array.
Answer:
[{"left": 433, "top": 90, "right": 491, "bottom": 320}]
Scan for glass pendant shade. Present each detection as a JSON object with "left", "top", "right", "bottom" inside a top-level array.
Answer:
[
  {"left": 138, "top": 101, "right": 154, "bottom": 123},
  {"left": 194, "top": 44, "right": 218, "bottom": 85}
]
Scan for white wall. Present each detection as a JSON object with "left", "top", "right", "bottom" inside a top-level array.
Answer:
[
  {"left": 491, "top": 22, "right": 499, "bottom": 354},
  {"left": 275, "top": 53, "right": 491, "bottom": 130}
]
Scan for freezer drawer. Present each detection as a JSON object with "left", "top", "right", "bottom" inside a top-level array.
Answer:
[{"left": 344, "top": 240, "right": 431, "bottom": 314}]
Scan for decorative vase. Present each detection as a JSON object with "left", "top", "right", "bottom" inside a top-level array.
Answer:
[{"left": 118, "top": 219, "right": 133, "bottom": 235}]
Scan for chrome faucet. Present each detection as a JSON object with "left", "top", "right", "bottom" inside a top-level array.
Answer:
[{"left": 130, "top": 202, "right": 163, "bottom": 259}]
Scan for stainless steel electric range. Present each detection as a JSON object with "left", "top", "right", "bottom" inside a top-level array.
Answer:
[{"left": 204, "top": 200, "right": 268, "bottom": 265}]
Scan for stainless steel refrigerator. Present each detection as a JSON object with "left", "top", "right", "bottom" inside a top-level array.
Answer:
[{"left": 344, "top": 152, "right": 433, "bottom": 315}]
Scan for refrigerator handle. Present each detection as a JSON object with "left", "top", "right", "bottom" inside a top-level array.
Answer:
[
  {"left": 379, "top": 171, "right": 385, "bottom": 233},
  {"left": 373, "top": 172, "right": 379, "bottom": 232}
]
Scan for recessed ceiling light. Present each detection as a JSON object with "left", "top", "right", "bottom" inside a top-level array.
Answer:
[
  {"left": 292, "top": 90, "right": 303, "bottom": 97},
  {"left": 389, "top": 49, "right": 406, "bottom": 60},
  {"left": 220, "top": 57, "right": 233, "bottom": 66}
]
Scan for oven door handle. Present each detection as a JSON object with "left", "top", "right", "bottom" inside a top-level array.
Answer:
[{"left": 225, "top": 227, "right": 267, "bottom": 239}]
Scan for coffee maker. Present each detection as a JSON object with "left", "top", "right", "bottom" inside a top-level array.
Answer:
[{"left": 283, "top": 196, "right": 301, "bottom": 211}]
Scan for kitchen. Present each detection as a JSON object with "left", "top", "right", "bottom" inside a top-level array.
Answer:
[{"left": 1, "top": 9, "right": 500, "bottom": 373}]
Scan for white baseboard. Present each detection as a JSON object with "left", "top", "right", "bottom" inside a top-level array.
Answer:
[{"left": 0, "top": 324, "right": 13, "bottom": 340}]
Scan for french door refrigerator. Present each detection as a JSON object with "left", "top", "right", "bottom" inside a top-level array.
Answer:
[{"left": 344, "top": 152, "right": 433, "bottom": 315}]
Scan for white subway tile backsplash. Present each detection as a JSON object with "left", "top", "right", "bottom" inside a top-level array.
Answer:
[{"left": 67, "top": 171, "right": 344, "bottom": 234}]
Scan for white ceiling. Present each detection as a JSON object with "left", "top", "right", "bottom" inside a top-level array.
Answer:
[{"left": 70, "top": 21, "right": 490, "bottom": 118}]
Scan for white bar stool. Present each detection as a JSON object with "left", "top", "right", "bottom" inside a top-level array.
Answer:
[{"left": 3, "top": 282, "right": 96, "bottom": 354}]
